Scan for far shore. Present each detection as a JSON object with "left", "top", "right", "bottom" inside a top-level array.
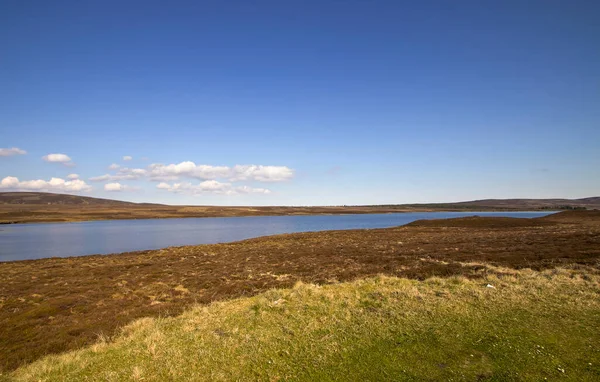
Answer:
[
  {"left": 0, "top": 204, "right": 566, "bottom": 225},
  {"left": 1, "top": 192, "right": 595, "bottom": 224}
]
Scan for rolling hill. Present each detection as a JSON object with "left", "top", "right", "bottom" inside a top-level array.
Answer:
[
  {"left": 0, "top": 192, "right": 598, "bottom": 224},
  {"left": 0, "top": 192, "right": 157, "bottom": 206}
]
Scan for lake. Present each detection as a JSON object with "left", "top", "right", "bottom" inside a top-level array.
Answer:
[{"left": 0, "top": 211, "right": 554, "bottom": 262}]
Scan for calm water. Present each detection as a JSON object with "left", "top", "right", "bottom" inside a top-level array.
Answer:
[{"left": 0, "top": 211, "right": 554, "bottom": 262}]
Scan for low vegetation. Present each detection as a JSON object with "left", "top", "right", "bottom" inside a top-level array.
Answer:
[
  {"left": 1, "top": 211, "right": 599, "bottom": 380},
  {"left": 6, "top": 265, "right": 600, "bottom": 381},
  {"left": 0, "top": 203, "right": 424, "bottom": 224}
]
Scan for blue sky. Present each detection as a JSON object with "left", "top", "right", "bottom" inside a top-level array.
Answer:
[{"left": 1, "top": 0, "right": 598, "bottom": 205}]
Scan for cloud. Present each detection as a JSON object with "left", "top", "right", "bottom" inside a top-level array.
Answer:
[
  {"left": 230, "top": 165, "right": 294, "bottom": 182},
  {"left": 235, "top": 185, "right": 272, "bottom": 194},
  {"left": 108, "top": 163, "right": 120, "bottom": 170},
  {"left": 105, "top": 182, "right": 126, "bottom": 191},
  {"left": 91, "top": 162, "right": 293, "bottom": 193},
  {"left": 0, "top": 147, "right": 27, "bottom": 156},
  {"left": 156, "top": 180, "right": 271, "bottom": 195},
  {"left": 0, "top": 176, "right": 92, "bottom": 192},
  {"left": 90, "top": 174, "right": 140, "bottom": 182},
  {"left": 42, "top": 153, "right": 74, "bottom": 166},
  {"left": 90, "top": 168, "right": 147, "bottom": 182},
  {"left": 67, "top": 174, "right": 79, "bottom": 180},
  {"left": 103, "top": 182, "right": 139, "bottom": 192},
  {"left": 118, "top": 167, "right": 147, "bottom": 177},
  {"left": 147, "top": 162, "right": 294, "bottom": 182},
  {"left": 89, "top": 174, "right": 111, "bottom": 182},
  {"left": 148, "top": 162, "right": 230, "bottom": 181},
  {"left": 123, "top": 156, "right": 133, "bottom": 161}
]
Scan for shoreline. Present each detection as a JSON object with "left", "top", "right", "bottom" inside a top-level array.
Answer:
[
  {"left": 0, "top": 211, "right": 558, "bottom": 264},
  {"left": 0, "top": 209, "right": 417, "bottom": 225},
  {"left": 0, "top": 207, "right": 563, "bottom": 225}
]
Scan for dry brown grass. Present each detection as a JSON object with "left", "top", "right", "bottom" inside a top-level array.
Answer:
[{"left": 8, "top": 265, "right": 600, "bottom": 381}]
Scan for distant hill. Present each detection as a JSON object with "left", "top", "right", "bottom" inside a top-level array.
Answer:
[
  {"left": 577, "top": 197, "right": 600, "bottom": 204},
  {"left": 1, "top": 192, "right": 598, "bottom": 210},
  {"left": 451, "top": 197, "right": 600, "bottom": 210},
  {"left": 386, "top": 197, "right": 600, "bottom": 211},
  {"left": 0, "top": 192, "right": 149, "bottom": 206}
]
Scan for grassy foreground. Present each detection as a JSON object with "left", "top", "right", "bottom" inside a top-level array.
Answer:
[{"left": 5, "top": 264, "right": 599, "bottom": 381}]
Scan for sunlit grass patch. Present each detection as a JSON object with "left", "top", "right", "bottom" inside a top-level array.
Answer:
[{"left": 5, "top": 265, "right": 600, "bottom": 381}]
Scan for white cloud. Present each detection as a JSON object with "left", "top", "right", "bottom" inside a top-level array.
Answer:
[
  {"left": 146, "top": 162, "right": 294, "bottom": 182},
  {"left": 235, "top": 185, "right": 272, "bottom": 194},
  {"left": 198, "top": 180, "right": 230, "bottom": 192},
  {"left": 89, "top": 174, "right": 138, "bottom": 182},
  {"left": 104, "top": 182, "right": 125, "bottom": 191},
  {"left": 119, "top": 167, "right": 147, "bottom": 177},
  {"left": 43, "top": 153, "right": 71, "bottom": 162},
  {"left": 90, "top": 168, "right": 147, "bottom": 182},
  {"left": 156, "top": 180, "right": 271, "bottom": 195},
  {"left": 0, "top": 177, "right": 19, "bottom": 188},
  {"left": 0, "top": 147, "right": 27, "bottom": 156},
  {"left": 42, "top": 153, "right": 74, "bottom": 166},
  {"left": 116, "top": 174, "right": 142, "bottom": 180},
  {"left": 123, "top": 156, "right": 133, "bottom": 161},
  {"left": 0, "top": 176, "right": 92, "bottom": 192},
  {"left": 147, "top": 162, "right": 229, "bottom": 181},
  {"left": 230, "top": 165, "right": 294, "bottom": 182},
  {"left": 107, "top": 183, "right": 141, "bottom": 192},
  {"left": 104, "top": 182, "right": 139, "bottom": 192},
  {"left": 108, "top": 163, "right": 120, "bottom": 170},
  {"left": 89, "top": 174, "right": 110, "bottom": 182},
  {"left": 67, "top": 174, "right": 79, "bottom": 180},
  {"left": 89, "top": 161, "right": 293, "bottom": 195}
]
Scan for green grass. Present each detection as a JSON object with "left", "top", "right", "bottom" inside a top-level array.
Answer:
[{"left": 5, "top": 264, "right": 600, "bottom": 381}]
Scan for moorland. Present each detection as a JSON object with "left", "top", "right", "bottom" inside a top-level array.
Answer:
[{"left": 1, "top": 210, "right": 599, "bottom": 380}]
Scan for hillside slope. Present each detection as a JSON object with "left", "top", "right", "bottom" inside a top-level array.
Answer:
[
  {"left": 453, "top": 197, "right": 600, "bottom": 209},
  {"left": 396, "top": 197, "right": 600, "bottom": 211},
  {"left": 2, "top": 192, "right": 599, "bottom": 209},
  {"left": 0, "top": 192, "right": 147, "bottom": 206}
]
